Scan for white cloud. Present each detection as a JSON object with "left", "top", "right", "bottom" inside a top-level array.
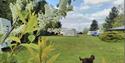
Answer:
[
  {"left": 91, "top": 8, "right": 111, "bottom": 20},
  {"left": 84, "top": 0, "right": 113, "bottom": 5},
  {"left": 113, "top": 0, "right": 124, "bottom": 14},
  {"left": 80, "top": 5, "right": 90, "bottom": 10},
  {"left": 113, "top": 0, "right": 124, "bottom": 5},
  {"left": 61, "top": 11, "right": 91, "bottom": 23},
  {"left": 60, "top": 11, "right": 92, "bottom": 31}
]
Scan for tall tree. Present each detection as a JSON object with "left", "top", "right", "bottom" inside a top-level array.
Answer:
[
  {"left": 90, "top": 20, "right": 98, "bottom": 31},
  {"left": 44, "top": 21, "right": 62, "bottom": 29},
  {"left": 55, "top": 21, "right": 62, "bottom": 28},
  {"left": 34, "top": 0, "right": 47, "bottom": 14},
  {"left": 103, "top": 6, "right": 119, "bottom": 31}
]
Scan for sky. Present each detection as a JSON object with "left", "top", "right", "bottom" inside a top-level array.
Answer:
[{"left": 46, "top": 0, "right": 124, "bottom": 32}]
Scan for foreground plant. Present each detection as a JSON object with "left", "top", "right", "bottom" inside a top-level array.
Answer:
[
  {"left": 21, "top": 37, "right": 60, "bottom": 63},
  {"left": 0, "top": 37, "right": 59, "bottom": 63}
]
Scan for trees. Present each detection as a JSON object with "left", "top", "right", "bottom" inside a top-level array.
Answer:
[
  {"left": 112, "top": 14, "right": 124, "bottom": 27},
  {"left": 0, "top": 0, "right": 74, "bottom": 63},
  {"left": 103, "top": 6, "right": 119, "bottom": 31},
  {"left": 0, "top": 0, "right": 16, "bottom": 20},
  {"left": 45, "top": 21, "right": 62, "bottom": 29},
  {"left": 38, "top": 0, "right": 73, "bottom": 31},
  {"left": 9, "top": 0, "right": 74, "bottom": 41},
  {"left": 55, "top": 21, "right": 62, "bottom": 28},
  {"left": 90, "top": 20, "right": 98, "bottom": 31}
]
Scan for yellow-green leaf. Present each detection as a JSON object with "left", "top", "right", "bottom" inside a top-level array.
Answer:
[
  {"left": 28, "top": 35, "right": 35, "bottom": 42},
  {"left": 8, "top": 36, "right": 21, "bottom": 43},
  {"left": 25, "top": 12, "right": 38, "bottom": 33}
]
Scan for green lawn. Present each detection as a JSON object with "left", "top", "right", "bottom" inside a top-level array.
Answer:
[
  {"left": 0, "top": 35, "right": 123, "bottom": 63},
  {"left": 45, "top": 35, "right": 124, "bottom": 63}
]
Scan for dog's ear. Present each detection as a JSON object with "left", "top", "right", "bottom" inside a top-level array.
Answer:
[
  {"left": 90, "top": 55, "right": 95, "bottom": 60},
  {"left": 79, "top": 56, "right": 82, "bottom": 61}
]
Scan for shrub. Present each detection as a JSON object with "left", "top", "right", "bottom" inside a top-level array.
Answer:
[
  {"left": 20, "top": 37, "right": 60, "bottom": 63},
  {"left": 99, "top": 31, "right": 124, "bottom": 42}
]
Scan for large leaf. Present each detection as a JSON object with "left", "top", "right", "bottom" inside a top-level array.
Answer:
[
  {"left": 38, "top": 37, "right": 47, "bottom": 49},
  {"left": 41, "top": 45, "right": 54, "bottom": 60},
  {"left": 21, "top": 43, "right": 38, "bottom": 50},
  {"left": 28, "top": 35, "right": 35, "bottom": 42},
  {"left": 24, "top": 12, "right": 38, "bottom": 33}
]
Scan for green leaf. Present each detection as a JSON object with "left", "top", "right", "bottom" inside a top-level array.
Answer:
[
  {"left": 18, "top": 11, "right": 28, "bottom": 24},
  {"left": 28, "top": 35, "right": 35, "bottom": 42},
  {"left": 47, "top": 54, "right": 60, "bottom": 63},
  {"left": 21, "top": 43, "right": 39, "bottom": 57},
  {"left": 21, "top": 43, "right": 38, "bottom": 50},
  {"left": 24, "top": 12, "right": 38, "bottom": 33},
  {"left": 8, "top": 36, "right": 21, "bottom": 43}
]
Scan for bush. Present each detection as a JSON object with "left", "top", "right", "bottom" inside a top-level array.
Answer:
[{"left": 99, "top": 31, "right": 124, "bottom": 42}]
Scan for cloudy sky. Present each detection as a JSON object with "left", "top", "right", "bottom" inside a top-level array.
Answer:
[{"left": 46, "top": 0, "right": 124, "bottom": 32}]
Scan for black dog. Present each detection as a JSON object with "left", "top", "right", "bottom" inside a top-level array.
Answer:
[{"left": 79, "top": 55, "right": 95, "bottom": 63}]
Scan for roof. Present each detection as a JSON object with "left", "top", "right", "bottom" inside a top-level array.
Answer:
[{"left": 108, "top": 26, "right": 125, "bottom": 31}]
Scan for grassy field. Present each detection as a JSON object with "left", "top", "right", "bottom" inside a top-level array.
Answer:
[
  {"left": 45, "top": 35, "right": 124, "bottom": 63},
  {"left": 0, "top": 35, "right": 123, "bottom": 63}
]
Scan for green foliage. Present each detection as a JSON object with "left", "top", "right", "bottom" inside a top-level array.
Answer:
[
  {"left": 90, "top": 20, "right": 99, "bottom": 31},
  {"left": 112, "top": 14, "right": 124, "bottom": 27},
  {"left": 45, "top": 21, "right": 62, "bottom": 29},
  {"left": 28, "top": 35, "right": 35, "bottom": 42},
  {"left": 24, "top": 12, "right": 38, "bottom": 34},
  {"left": 10, "top": 0, "right": 73, "bottom": 36},
  {"left": 0, "top": 0, "right": 16, "bottom": 20},
  {"left": 58, "top": 0, "right": 74, "bottom": 16},
  {"left": 0, "top": 53, "right": 17, "bottom": 63},
  {"left": 99, "top": 31, "right": 124, "bottom": 42},
  {"left": 103, "top": 6, "right": 119, "bottom": 31},
  {"left": 34, "top": 0, "right": 47, "bottom": 14},
  {"left": 8, "top": 36, "right": 21, "bottom": 43},
  {"left": 38, "top": 0, "right": 73, "bottom": 31},
  {"left": 0, "top": 37, "right": 59, "bottom": 63},
  {"left": 10, "top": 0, "right": 39, "bottom": 38}
]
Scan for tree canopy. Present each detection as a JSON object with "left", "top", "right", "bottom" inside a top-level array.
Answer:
[
  {"left": 90, "top": 20, "right": 99, "bottom": 31},
  {"left": 0, "top": 0, "right": 16, "bottom": 20},
  {"left": 103, "top": 6, "right": 119, "bottom": 31}
]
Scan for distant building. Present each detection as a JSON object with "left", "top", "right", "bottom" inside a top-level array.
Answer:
[
  {"left": 87, "top": 30, "right": 101, "bottom": 36},
  {"left": 0, "top": 18, "right": 11, "bottom": 52},
  {"left": 108, "top": 26, "right": 125, "bottom": 31},
  {"left": 0, "top": 18, "right": 11, "bottom": 34},
  {"left": 60, "top": 28, "right": 77, "bottom": 36}
]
